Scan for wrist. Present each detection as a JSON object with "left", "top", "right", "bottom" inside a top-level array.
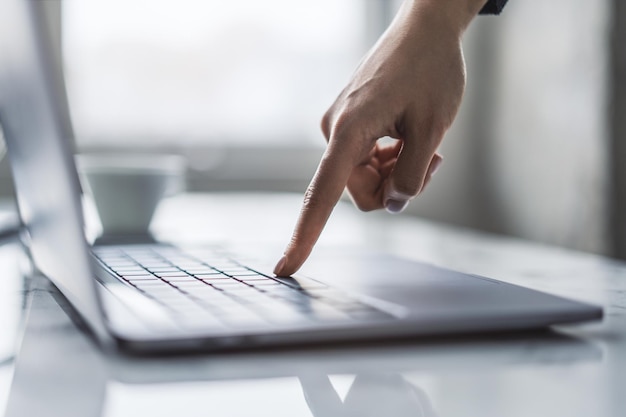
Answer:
[{"left": 404, "top": 0, "right": 488, "bottom": 36}]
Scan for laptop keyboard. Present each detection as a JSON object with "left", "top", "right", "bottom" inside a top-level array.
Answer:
[{"left": 93, "top": 246, "right": 393, "bottom": 331}]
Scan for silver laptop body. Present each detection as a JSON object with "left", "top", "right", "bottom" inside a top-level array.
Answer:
[{"left": 0, "top": 0, "right": 602, "bottom": 353}]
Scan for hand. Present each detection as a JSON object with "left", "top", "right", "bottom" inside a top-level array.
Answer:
[{"left": 274, "top": 0, "right": 487, "bottom": 277}]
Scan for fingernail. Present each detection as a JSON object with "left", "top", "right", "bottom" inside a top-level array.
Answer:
[
  {"left": 384, "top": 184, "right": 413, "bottom": 214},
  {"left": 273, "top": 255, "right": 287, "bottom": 276},
  {"left": 385, "top": 199, "right": 409, "bottom": 214}
]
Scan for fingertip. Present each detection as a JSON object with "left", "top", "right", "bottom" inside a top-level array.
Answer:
[
  {"left": 274, "top": 253, "right": 302, "bottom": 277},
  {"left": 273, "top": 254, "right": 287, "bottom": 276}
]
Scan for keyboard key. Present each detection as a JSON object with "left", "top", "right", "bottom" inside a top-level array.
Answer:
[
  {"left": 163, "top": 275, "right": 199, "bottom": 282},
  {"left": 146, "top": 267, "right": 180, "bottom": 272},
  {"left": 173, "top": 282, "right": 212, "bottom": 290},
  {"left": 143, "top": 266, "right": 176, "bottom": 272},
  {"left": 210, "top": 282, "right": 250, "bottom": 291},
  {"left": 233, "top": 275, "right": 272, "bottom": 282},
  {"left": 105, "top": 261, "right": 137, "bottom": 268},
  {"left": 154, "top": 271, "right": 193, "bottom": 278},
  {"left": 217, "top": 268, "right": 255, "bottom": 275},
  {"left": 111, "top": 267, "right": 145, "bottom": 274},
  {"left": 194, "top": 273, "right": 230, "bottom": 279},
  {"left": 124, "top": 277, "right": 162, "bottom": 284},
  {"left": 121, "top": 273, "right": 157, "bottom": 280},
  {"left": 175, "top": 262, "right": 208, "bottom": 270},
  {"left": 185, "top": 268, "right": 219, "bottom": 275},
  {"left": 135, "top": 283, "right": 177, "bottom": 292},
  {"left": 131, "top": 280, "right": 170, "bottom": 288}
]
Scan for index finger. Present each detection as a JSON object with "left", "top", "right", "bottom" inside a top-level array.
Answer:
[{"left": 274, "top": 135, "right": 361, "bottom": 277}]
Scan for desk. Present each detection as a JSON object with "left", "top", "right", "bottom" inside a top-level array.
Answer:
[{"left": 1, "top": 193, "right": 625, "bottom": 417}]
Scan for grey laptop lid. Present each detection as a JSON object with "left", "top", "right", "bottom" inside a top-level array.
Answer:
[{"left": 0, "top": 0, "right": 111, "bottom": 345}]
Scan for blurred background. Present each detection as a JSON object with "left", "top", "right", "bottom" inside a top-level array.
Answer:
[{"left": 0, "top": 0, "right": 624, "bottom": 259}]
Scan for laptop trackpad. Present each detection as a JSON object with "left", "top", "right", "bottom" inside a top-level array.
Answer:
[{"left": 299, "top": 250, "right": 561, "bottom": 317}]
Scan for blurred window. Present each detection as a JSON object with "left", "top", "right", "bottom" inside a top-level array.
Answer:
[{"left": 62, "top": 0, "right": 369, "bottom": 147}]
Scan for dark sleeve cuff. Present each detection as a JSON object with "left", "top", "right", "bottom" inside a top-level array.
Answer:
[{"left": 479, "top": 0, "right": 508, "bottom": 15}]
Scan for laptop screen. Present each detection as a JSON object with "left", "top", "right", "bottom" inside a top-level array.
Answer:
[{"left": 0, "top": 0, "right": 110, "bottom": 343}]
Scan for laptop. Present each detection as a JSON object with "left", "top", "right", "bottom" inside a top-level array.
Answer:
[{"left": 0, "top": 0, "right": 602, "bottom": 353}]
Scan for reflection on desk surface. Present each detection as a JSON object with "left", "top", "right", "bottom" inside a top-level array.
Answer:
[
  {"left": 4, "top": 275, "right": 609, "bottom": 417},
  {"left": 0, "top": 241, "right": 28, "bottom": 363}
]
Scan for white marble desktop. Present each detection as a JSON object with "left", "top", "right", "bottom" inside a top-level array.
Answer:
[{"left": 1, "top": 193, "right": 625, "bottom": 417}]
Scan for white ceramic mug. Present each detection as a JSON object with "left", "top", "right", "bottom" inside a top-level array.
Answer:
[{"left": 76, "top": 154, "right": 186, "bottom": 237}]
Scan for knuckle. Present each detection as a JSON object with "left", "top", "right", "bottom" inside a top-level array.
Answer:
[
  {"left": 320, "top": 111, "right": 332, "bottom": 140},
  {"left": 330, "top": 112, "right": 355, "bottom": 140},
  {"left": 302, "top": 185, "right": 325, "bottom": 212},
  {"left": 329, "top": 113, "right": 368, "bottom": 156}
]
